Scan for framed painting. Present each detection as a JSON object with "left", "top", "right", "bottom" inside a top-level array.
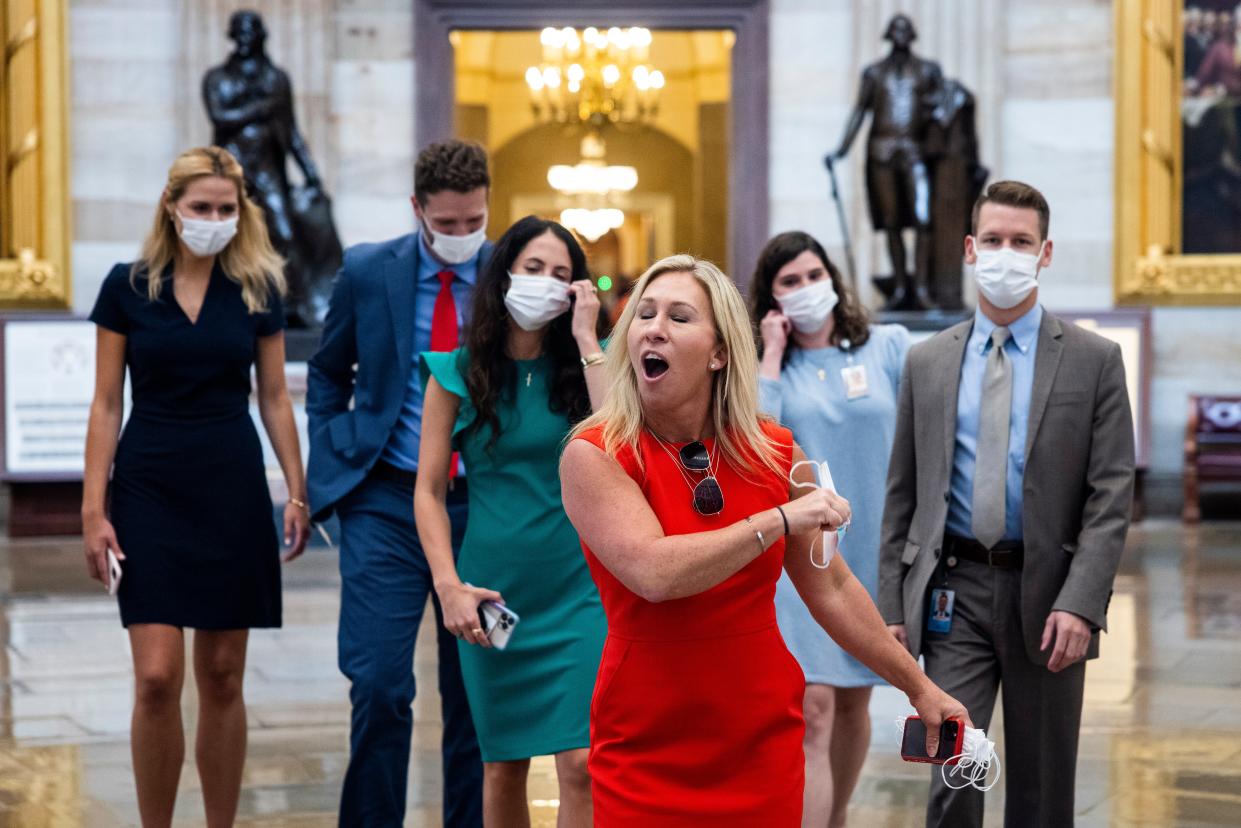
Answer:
[{"left": 1114, "top": 0, "right": 1241, "bottom": 305}]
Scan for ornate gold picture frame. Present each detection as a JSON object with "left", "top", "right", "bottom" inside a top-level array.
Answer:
[
  {"left": 1, "top": 0, "right": 71, "bottom": 309},
  {"left": 1114, "top": 1, "right": 1241, "bottom": 305}
]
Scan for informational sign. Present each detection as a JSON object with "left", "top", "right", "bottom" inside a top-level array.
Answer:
[
  {"left": 3, "top": 320, "right": 99, "bottom": 477},
  {"left": 1064, "top": 313, "right": 1149, "bottom": 469},
  {"left": 1, "top": 319, "right": 310, "bottom": 495}
]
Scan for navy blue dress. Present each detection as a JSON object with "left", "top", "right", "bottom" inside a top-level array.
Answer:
[{"left": 90, "top": 263, "right": 284, "bottom": 629}]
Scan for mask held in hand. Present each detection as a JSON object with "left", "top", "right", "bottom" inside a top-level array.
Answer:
[
  {"left": 788, "top": 459, "right": 849, "bottom": 570},
  {"left": 894, "top": 714, "right": 1002, "bottom": 792}
]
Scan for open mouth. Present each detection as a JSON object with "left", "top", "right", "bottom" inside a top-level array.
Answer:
[{"left": 641, "top": 352, "right": 670, "bottom": 380}]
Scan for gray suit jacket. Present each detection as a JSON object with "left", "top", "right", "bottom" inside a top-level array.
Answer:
[{"left": 878, "top": 310, "right": 1135, "bottom": 664}]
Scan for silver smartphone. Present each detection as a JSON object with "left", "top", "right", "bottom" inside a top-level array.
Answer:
[
  {"left": 106, "top": 549, "right": 122, "bottom": 596},
  {"left": 478, "top": 600, "right": 520, "bottom": 650}
]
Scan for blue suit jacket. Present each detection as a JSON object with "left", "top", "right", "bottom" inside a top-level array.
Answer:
[{"left": 305, "top": 233, "right": 493, "bottom": 520}]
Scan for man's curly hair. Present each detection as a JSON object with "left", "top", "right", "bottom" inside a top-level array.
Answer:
[{"left": 414, "top": 139, "right": 491, "bottom": 204}]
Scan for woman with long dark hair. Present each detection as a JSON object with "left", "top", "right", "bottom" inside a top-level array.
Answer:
[
  {"left": 82, "top": 146, "right": 310, "bottom": 826},
  {"left": 414, "top": 215, "right": 607, "bottom": 826},
  {"left": 750, "top": 231, "right": 911, "bottom": 826}
]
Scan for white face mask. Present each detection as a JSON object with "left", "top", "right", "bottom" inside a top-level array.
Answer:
[
  {"left": 788, "top": 459, "right": 849, "bottom": 569},
  {"left": 777, "top": 279, "right": 838, "bottom": 334},
  {"left": 972, "top": 243, "right": 1044, "bottom": 310},
  {"left": 178, "top": 213, "right": 238, "bottom": 257},
  {"left": 504, "top": 274, "right": 571, "bottom": 331},
  {"left": 893, "top": 716, "right": 1002, "bottom": 792},
  {"left": 424, "top": 218, "right": 488, "bottom": 265}
]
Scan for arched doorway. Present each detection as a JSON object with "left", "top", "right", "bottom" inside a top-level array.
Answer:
[{"left": 413, "top": 0, "right": 769, "bottom": 285}]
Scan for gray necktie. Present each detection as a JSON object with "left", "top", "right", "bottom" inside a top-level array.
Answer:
[{"left": 971, "top": 326, "right": 1012, "bottom": 549}]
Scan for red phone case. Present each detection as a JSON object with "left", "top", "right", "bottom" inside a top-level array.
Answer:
[{"left": 900, "top": 715, "right": 965, "bottom": 766}]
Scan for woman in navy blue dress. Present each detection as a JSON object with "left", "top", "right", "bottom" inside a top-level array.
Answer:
[{"left": 82, "top": 146, "right": 310, "bottom": 827}]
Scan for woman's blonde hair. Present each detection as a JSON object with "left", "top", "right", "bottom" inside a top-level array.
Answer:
[
  {"left": 572, "top": 254, "right": 784, "bottom": 477},
  {"left": 132, "top": 146, "right": 285, "bottom": 313}
]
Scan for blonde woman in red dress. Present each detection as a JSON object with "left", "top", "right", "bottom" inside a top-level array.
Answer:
[{"left": 560, "top": 255, "right": 968, "bottom": 825}]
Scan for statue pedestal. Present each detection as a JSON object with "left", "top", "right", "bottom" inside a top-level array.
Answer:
[{"left": 875, "top": 307, "right": 971, "bottom": 334}]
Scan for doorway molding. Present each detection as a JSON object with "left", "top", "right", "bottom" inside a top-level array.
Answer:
[{"left": 414, "top": 0, "right": 769, "bottom": 282}]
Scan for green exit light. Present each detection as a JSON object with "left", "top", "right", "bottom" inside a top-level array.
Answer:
[{"left": 597, "top": 275, "right": 614, "bottom": 292}]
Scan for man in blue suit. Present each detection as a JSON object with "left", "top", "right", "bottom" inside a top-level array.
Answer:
[{"left": 306, "top": 140, "right": 492, "bottom": 827}]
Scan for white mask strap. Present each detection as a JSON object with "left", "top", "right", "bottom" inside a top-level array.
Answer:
[
  {"left": 894, "top": 715, "right": 1002, "bottom": 792},
  {"left": 788, "top": 459, "right": 844, "bottom": 569},
  {"left": 941, "top": 728, "right": 1002, "bottom": 792}
]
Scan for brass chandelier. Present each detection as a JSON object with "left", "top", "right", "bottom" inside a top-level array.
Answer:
[{"left": 525, "top": 26, "right": 665, "bottom": 128}]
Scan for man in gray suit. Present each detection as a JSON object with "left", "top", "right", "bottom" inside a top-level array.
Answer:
[{"left": 879, "top": 180, "right": 1134, "bottom": 827}]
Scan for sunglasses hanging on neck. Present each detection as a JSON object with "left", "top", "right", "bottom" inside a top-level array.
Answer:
[{"left": 650, "top": 433, "right": 725, "bottom": 516}]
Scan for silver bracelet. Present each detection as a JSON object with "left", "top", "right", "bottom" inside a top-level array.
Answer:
[{"left": 743, "top": 515, "right": 765, "bottom": 552}]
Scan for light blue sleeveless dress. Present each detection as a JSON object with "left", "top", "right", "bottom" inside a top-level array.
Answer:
[{"left": 759, "top": 324, "right": 912, "bottom": 686}]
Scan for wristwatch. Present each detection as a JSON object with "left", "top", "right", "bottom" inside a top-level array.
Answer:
[{"left": 581, "top": 352, "right": 606, "bottom": 368}]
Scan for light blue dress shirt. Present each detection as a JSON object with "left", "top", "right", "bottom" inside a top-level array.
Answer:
[
  {"left": 379, "top": 231, "right": 479, "bottom": 471},
  {"left": 946, "top": 304, "right": 1043, "bottom": 541}
]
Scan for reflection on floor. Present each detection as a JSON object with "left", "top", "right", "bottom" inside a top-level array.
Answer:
[{"left": 2, "top": 520, "right": 1240, "bottom": 826}]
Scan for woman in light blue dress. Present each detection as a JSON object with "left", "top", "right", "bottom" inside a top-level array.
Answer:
[{"left": 751, "top": 231, "right": 911, "bottom": 827}]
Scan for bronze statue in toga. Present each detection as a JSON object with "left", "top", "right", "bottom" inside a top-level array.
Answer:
[{"left": 203, "top": 10, "right": 342, "bottom": 328}]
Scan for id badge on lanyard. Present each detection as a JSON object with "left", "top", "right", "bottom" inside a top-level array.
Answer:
[
  {"left": 837, "top": 339, "right": 869, "bottom": 400},
  {"left": 841, "top": 364, "right": 869, "bottom": 399}
]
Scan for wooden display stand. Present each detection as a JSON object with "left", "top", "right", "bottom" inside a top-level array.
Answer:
[{"left": 9, "top": 481, "right": 82, "bottom": 537}]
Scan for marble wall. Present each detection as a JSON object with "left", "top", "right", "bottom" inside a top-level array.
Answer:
[
  {"left": 68, "top": 0, "right": 414, "bottom": 315},
  {"left": 69, "top": 0, "right": 181, "bottom": 305},
  {"left": 64, "top": 0, "right": 1241, "bottom": 495}
]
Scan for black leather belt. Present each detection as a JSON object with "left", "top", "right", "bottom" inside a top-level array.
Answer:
[
  {"left": 370, "top": 459, "right": 417, "bottom": 488},
  {"left": 943, "top": 534, "right": 1024, "bottom": 570},
  {"left": 368, "top": 459, "right": 468, "bottom": 498}
]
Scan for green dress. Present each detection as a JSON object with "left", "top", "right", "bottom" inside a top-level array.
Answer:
[{"left": 421, "top": 348, "right": 607, "bottom": 762}]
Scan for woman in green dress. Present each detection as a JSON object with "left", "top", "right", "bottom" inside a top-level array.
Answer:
[{"left": 414, "top": 215, "right": 608, "bottom": 826}]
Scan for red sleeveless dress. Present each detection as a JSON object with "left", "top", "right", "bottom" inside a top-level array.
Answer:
[{"left": 576, "top": 422, "right": 805, "bottom": 825}]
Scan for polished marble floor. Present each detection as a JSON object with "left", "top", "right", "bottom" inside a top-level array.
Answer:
[{"left": 1, "top": 519, "right": 1240, "bottom": 826}]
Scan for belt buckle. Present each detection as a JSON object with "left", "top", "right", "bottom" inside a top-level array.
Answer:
[{"left": 987, "top": 548, "right": 1001, "bottom": 567}]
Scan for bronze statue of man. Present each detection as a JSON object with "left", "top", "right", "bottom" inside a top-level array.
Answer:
[
  {"left": 204, "top": 10, "right": 341, "bottom": 327},
  {"left": 828, "top": 14, "right": 942, "bottom": 310}
]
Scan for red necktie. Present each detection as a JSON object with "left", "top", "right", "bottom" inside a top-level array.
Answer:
[
  {"left": 431, "top": 269, "right": 459, "bottom": 352},
  {"left": 430, "top": 269, "right": 459, "bottom": 478}
]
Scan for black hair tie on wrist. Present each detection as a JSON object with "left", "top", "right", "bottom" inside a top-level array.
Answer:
[{"left": 775, "top": 505, "right": 790, "bottom": 536}]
